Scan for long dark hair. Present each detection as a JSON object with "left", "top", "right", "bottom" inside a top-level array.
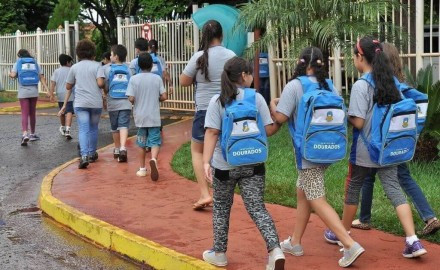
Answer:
[
  {"left": 354, "top": 37, "right": 401, "bottom": 105},
  {"left": 219, "top": 57, "right": 253, "bottom": 107},
  {"left": 196, "top": 20, "right": 222, "bottom": 81},
  {"left": 17, "top": 49, "right": 32, "bottom": 58},
  {"left": 291, "top": 47, "right": 329, "bottom": 91}
]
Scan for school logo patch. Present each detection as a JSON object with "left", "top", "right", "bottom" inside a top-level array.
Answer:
[
  {"left": 242, "top": 121, "right": 250, "bottom": 132},
  {"left": 326, "top": 111, "right": 334, "bottom": 122},
  {"left": 402, "top": 117, "right": 409, "bottom": 128}
]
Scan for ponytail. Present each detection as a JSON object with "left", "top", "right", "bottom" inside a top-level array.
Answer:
[
  {"left": 219, "top": 57, "right": 253, "bottom": 107},
  {"left": 196, "top": 20, "right": 223, "bottom": 81},
  {"left": 355, "top": 37, "right": 401, "bottom": 105},
  {"left": 291, "top": 46, "right": 329, "bottom": 91}
]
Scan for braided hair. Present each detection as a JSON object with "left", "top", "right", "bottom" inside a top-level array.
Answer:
[
  {"left": 196, "top": 20, "right": 222, "bottom": 81},
  {"left": 291, "top": 47, "right": 330, "bottom": 91},
  {"left": 354, "top": 37, "right": 401, "bottom": 105}
]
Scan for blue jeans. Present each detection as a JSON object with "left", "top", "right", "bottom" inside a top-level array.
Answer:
[
  {"left": 360, "top": 163, "right": 435, "bottom": 223},
  {"left": 75, "top": 107, "right": 102, "bottom": 156}
]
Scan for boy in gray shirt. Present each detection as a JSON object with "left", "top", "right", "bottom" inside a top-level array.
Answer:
[
  {"left": 49, "top": 54, "right": 74, "bottom": 139},
  {"left": 97, "top": 44, "right": 132, "bottom": 162},
  {"left": 126, "top": 53, "right": 167, "bottom": 181}
]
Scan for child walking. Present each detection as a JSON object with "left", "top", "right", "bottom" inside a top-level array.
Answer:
[
  {"left": 58, "top": 40, "right": 103, "bottom": 169},
  {"left": 49, "top": 54, "right": 74, "bottom": 139},
  {"left": 97, "top": 44, "right": 132, "bottom": 162},
  {"left": 324, "top": 37, "right": 427, "bottom": 258},
  {"left": 126, "top": 53, "right": 167, "bottom": 181},
  {"left": 270, "top": 47, "right": 364, "bottom": 267},
  {"left": 129, "top": 38, "right": 149, "bottom": 75},
  {"left": 352, "top": 42, "right": 440, "bottom": 235},
  {"left": 203, "top": 57, "right": 285, "bottom": 270},
  {"left": 9, "top": 49, "right": 49, "bottom": 146}
]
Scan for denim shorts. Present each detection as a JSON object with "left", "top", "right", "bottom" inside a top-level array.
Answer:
[
  {"left": 136, "top": 127, "right": 161, "bottom": 148},
  {"left": 58, "top": 101, "right": 74, "bottom": 114},
  {"left": 192, "top": 110, "right": 207, "bottom": 143},
  {"left": 109, "top": 110, "right": 131, "bottom": 132}
]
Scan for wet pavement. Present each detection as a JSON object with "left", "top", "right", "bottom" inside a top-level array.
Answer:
[{"left": 0, "top": 111, "right": 163, "bottom": 269}]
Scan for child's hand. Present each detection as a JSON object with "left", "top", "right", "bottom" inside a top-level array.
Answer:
[
  {"left": 57, "top": 106, "right": 66, "bottom": 117},
  {"left": 204, "top": 163, "right": 213, "bottom": 184}
]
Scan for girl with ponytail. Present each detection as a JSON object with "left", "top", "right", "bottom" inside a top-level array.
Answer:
[
  {"left": 325, "top": 37, "right": 427, "bottom": 259},
  {"left": 270, "top": 47, "right": 364, "bottom": 267},
  {"left": 179, "top": 20, "right": 236, "bottom": 210},
  {"left": 202, "top": 57, "right": 284, "bottom": 269}
]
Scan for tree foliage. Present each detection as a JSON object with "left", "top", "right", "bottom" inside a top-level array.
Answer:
[
  {"left": 47, "top": 0, "right": 81, "bottom": 29},
  {"left": 0, "top": 0, "right": 57, "bottom": 34},
  {"left": 78, "top": 0, "right": 141, "bottom": 46},
  {"left": 140, "top": 0, "right": 191, "bottom": 19},
  {"left": 239, "top": 0, "right": 405, "bottom": 69}
]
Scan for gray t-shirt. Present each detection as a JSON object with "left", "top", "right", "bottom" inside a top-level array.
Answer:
[
  {"left": 204, "top": 88, "right": 273, "bottom": 171},
  {"left": 348, "top": 79, "right": 378, "bottom": 168},
  {"left": 125, "top": 72, "right": 165, "bottom": 127},
  {"left": 66, "top": 60, "right": 102, "bottom": 109},
  {"left": 51, "top": 66, "right": 73, "bottom": 102},
  {"left": 97, "top": 63, "right": 132, "bottom": 112},
  {"left": 12, "top": 61, "right": 43, "bottom": 99},
  {"left": 182, "top": 46, "right": 236, "bottom": 111},
  {"left": 276, "top": 77, "right": 339, "bottom": 170}
]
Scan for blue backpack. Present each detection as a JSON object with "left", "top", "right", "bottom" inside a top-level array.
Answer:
[
  {"left": 289, "top": 76, "right": 347, "bottom": 169},
  {"left": 16, "top": 58, "right": 40, "bottom": 86},
  {"left": 108, "top": 64, "right": 131, "bottom": 99},
  {"left": 398, "top": 83, "right": 428, "bottom": 134},
  {"left": 220, "top": 89, "right": 268, "bottom": 166},
  {"left": 360, "top": 74, "right": 418, "bottom": 166},
  {"left": 135, "top": 53, "right": 163, "bottom": 77}
]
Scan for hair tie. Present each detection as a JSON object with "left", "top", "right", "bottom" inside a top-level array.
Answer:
[
  {"left": 299, "top": 59, "right": 305, "bottom": 64},
  {"left": 375, "top": 48, "right": 381, "bottom": 53},
  {"left": 373, "top": 39, "right": 380, "bottom": 44},
  {"left": 316, "top": 59, "right": 322, "bottom": 65}
]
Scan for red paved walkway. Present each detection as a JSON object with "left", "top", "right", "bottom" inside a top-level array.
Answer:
[{"left": 52, "top": 119, "right": 439, "bottom": 270}]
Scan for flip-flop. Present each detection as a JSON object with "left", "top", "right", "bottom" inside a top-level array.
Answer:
[
  {"left": 193, "top": 202, "right": 212, "bottom": 211},
  {"left": 351, "top": 219, "right": 371, "bottom": 230}
]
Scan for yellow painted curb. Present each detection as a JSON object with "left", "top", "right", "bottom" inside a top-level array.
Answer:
[
  {"left": 39, "top": 119, "right": 219, "bottom": 270},
  {"left": 0, "top": 102, "right": 57, "bottom": 112}
]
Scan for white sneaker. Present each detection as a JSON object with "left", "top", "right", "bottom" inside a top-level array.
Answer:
[
  {"left": 266, "top": 247, "right": 285, "bottom": 270},
  {"left": 59, "top": 126, "right": 66, "bottom": 136},
  {"left": 202, "top": 250, "right": 228, "bottom": 267},
  {"left": 136, "top": 169, "right": 147, "bottom": 177},
  {"left": 65, "top": 129, "right": 72, "bottom": 140},
  {"left": 280, "top": 237, "right": 304, "bottom": 256}
]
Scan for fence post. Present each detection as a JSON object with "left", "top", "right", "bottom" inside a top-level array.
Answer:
[
  {"left": 124, "top": 17, "right": 130, "bottom": 47},
  {"left": 16, "top": 30, "right": 21, "bottom": 51},
  {"left": 64, "top": 21, "right": 71, "bottom": 58},
  {"left": 117, "top": 16, "right": 123, "bottom": 44},
  {"left": 58, "top": 25, "right": 64, "bottom": 55},
  {"left": 192, "top": 4, "right": 199, "bottom": 53},
  {"left": 267, "top": 22, "right": 277, "bottom": 98},
  {"left": 74, "top": 21, "right": 80, "bottom": 46},
  {"left": 36, "top": 27, "right": 42, "bottom": 92},
  {"left": 333, "top": 47, "right": 342, "bottom": 95},
  {"left": 415, "top": 0, "right": 424, "bottom": 72}
]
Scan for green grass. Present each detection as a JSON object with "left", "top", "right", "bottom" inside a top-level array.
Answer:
[
  {"left": 0, "top": 91, "right": 18, "bottom": 103},
  {"left": 171, "top": 125, "right": 440, "bottom": 244}
]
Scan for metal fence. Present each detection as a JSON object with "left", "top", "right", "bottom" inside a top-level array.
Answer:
[
  {"left": 118, "top": 14, "right": 199, "bottom": 111},
  {"left": 268, "top": 0, "right": 440, "bottom": 98},
  {"left": 0, "top": 21, "right": 79, "bottom": 92}
]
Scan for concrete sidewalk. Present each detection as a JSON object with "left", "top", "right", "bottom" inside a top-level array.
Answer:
[{"left": 45, "top": 119, "right": 439, "bottom": 269}]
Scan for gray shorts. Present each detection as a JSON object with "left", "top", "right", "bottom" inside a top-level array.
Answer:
[
  {"left": 297, "top": 167, "right": 327, "bottom": 200},
  {"left": 345, "top": 163, "right": 407, "bottom": 208}
]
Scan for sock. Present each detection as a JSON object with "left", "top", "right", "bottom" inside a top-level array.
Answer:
[
  {"left": 139, "top": 167, "right": 146, "bottom": 171},
  {"left": 61, "top": 125, "right": 66, "bottom": 130},
  {"left": 114, "top": 148, "right": 120, "bottom": 154},
  {"left": 120, "top": 146, "right": 126, "bottom": 151},
  {"left": 406, "top": 235, "right": 419, "bottom": 245},
  {"left": 65, "top": 126, "right": 70, "bottom": 131}
]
